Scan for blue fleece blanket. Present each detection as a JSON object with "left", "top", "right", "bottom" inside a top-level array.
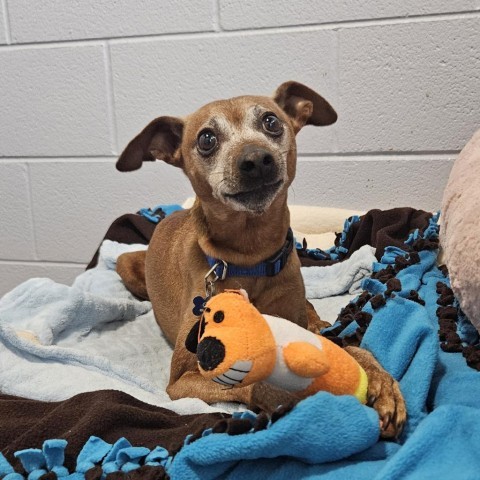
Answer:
[{"left": 169, "top": 225, "right": 480, "bottom": 479}]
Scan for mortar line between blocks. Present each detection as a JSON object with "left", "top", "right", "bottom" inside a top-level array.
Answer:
[
  {"left": 103, "top": 41, "right": 119, "bottom": 155},
  {"left": 102, "top": 11, "right": 480, "bottom": 43},
  {"left": 296, "top": 151, "right": 459, "bottom": 161},
  {"left": 333, "top": 29, "right": 340, "bottom": 154},
  {"left": 212, "top": 0, "right": 222, "bottom": 31},
  {"left": 0, "top": 152, "right": 459, "bottom": 162},
  {"left": 0, "top": 158, "right": 117, "bottom": 164},
  {"left": 217, "top": 10, "right": 480, "bottom": 35},
  {"left": 1, "top": 0, "right": 11, "bottom": 44},
  {"left": 0, "top": 259, "right": 88, "bottom": 267},
  {"left": 0, "top": 10, "right": 479, "bottom": 49},
  {"left": 25, "top": 163, "right": 39, "bottom": 261}
]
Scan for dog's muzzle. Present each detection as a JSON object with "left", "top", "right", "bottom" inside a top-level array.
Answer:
[{"left": 237, "top": 145, "right": 278, "bottom": 184}]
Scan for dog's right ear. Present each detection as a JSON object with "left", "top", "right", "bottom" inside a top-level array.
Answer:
[{"left": 116, "top": 116, "right": 184, "bottom": 172}]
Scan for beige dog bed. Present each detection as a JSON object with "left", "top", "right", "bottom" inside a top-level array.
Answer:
[
  {"left": 441, "top": 129, "right": 480, "bottom": 333},
  {"left": 182, "top": 197, "right": 364, "bottom": 250}
]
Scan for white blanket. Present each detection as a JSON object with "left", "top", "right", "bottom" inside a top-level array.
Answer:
[
  {"left": 302, "top": 245, "right": 376, "bottom": 298},
  {"left": 0, "top": 240, "right": 374, "bottom": 414}
]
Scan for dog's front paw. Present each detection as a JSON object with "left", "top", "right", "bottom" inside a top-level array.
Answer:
[
  {"left": 345, "top": 346, "right": 407, "bottom": 439},
  {"left": 306, "top": 300, "right": 331, "bottom": 333},
  {"left": 249, "top": 382, "right": 298, "bottom": 415}
]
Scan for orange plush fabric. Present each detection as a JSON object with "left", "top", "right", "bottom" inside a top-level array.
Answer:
[{"left": 195, "top": 290, "right": 368, "bottom": 403}]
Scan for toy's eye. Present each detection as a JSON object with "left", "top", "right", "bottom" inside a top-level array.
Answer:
[{"left": 213, "top": 311, "right": 224, "bottom": 323}]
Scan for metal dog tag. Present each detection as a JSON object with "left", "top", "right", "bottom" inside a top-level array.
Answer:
[{"left": 192, "top": 260, "right": 229, "bottom": 316}]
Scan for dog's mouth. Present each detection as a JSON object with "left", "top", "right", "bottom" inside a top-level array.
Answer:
[
  {"left": 223, "top": 180, "right": 284, "bottom": 212},
  {"left": 212, "top": 360, "right": 252, "bottom": 388}
]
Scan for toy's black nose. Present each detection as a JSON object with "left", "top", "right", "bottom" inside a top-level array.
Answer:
[
  {"left": 197, "top": 336, "right": 225, "bottom": 371},
  {"left": 237, "top": 145, "right": 276, "bottom": 181}
]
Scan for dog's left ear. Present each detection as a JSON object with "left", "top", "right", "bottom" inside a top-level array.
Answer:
[{"left": 273, "top": 81, "right": 337, "bottom": 134}]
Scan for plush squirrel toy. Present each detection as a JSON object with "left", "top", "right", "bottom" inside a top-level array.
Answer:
[{"left": 185, "top": 289, "right": 368, "bottom": 403}]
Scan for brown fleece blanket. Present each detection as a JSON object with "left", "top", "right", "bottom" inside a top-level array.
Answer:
[{"left": 0, "top": 390, "right": 227, "bottom": 477}]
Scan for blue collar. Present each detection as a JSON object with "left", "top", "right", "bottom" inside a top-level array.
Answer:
[{"left": 205, "top": 228, "right": 294, "bottom": 278}]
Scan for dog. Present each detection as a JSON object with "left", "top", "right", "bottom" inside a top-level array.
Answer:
[{"left": 115, "top": 81, "right": 406, "bottom": 438}]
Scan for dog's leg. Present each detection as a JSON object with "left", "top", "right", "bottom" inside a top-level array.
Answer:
[
  {"left": 345, "top": 346, "right": 406, "bottom": 439},
  {"left": 116, "top": 251, "right": 149, "bottom": 301},
  {"left": 167, "top": 369, "right": 296, "bottom": 414},
  {"left": 306, "top": 300, "right": 331, "bottom": 333},
  {"left": 167, "top": 333, "right": 297, "bottom": 413}
]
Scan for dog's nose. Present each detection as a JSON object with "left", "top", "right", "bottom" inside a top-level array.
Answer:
[
  {"left": 237, "top": 146, "right": 275, "bottom": 180},
  {"left": 197, "top": 336, "right": 225, "bottom": 371}
]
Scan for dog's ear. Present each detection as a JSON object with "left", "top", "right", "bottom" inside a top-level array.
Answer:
[
  {"left": 116, "top": 116, "right": 184, "bottom": 172},
  {"left": 273, "top": 81, "right": 337, "bottom": 134}
]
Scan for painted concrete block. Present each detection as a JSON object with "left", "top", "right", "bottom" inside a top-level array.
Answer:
[
  {"left": 29, "top": 160, "right": 194, "bottom": 262},
  {"left": 0, "top": 45, "right": 112, "bottom": 156},
  {"left": 0, "top": 3, "right": 7, "bottom": 44},
  {"left": 8, "top": 0, "right": 215, "bottom": 43},
  {"left": 0, "top": 262, "right": 85, "bottom": 297},
  {"left": 292, "top": 156, "right": 454, "bottom": 211},
  {"left": 0, "top": 162, "right": 36, "bottom": 260},
  {"left": 220, "top": 0, "right": 480, "bottom": 30},
  {"left": 337, "top": 17, "right": 480, "bottom": 152}
]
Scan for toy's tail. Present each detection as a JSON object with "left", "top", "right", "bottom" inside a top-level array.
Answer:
[
  {"left": 354, "top": 367, "right": 368, "bottom": 404},
  {"left": 303, "top": 337, "right": 368, "bottom": 404}
]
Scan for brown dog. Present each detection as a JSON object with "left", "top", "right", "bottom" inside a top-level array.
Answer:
[{"left": 115, "top": 81, "right": 406, "bottom": 438}]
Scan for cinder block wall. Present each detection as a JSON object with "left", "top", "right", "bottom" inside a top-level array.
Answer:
[{"left": 1, "top": 1, "right": 480, "bottom": 295}]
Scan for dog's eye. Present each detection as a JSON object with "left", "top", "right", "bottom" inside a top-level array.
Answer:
[
  {"left": 213, "top": 311, "right": 224, "bottom": 323},
  {"left": 262, "top": 114, "right": 283, "bottom": 136},
  {"left": 197, "top": 130, "right": 217, "bottom": 155}
]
